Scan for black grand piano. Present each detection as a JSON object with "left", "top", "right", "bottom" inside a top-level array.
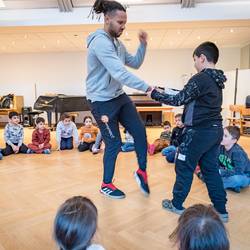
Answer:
[
  {"left": 34, "top": 95, "right": 89, "bottom": 127},
  {"left": 34, "top": 93, "right": 162, "bottom": 127}
]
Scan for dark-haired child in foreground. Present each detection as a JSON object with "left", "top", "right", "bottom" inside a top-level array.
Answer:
[
  {"left": 150, "top": 41, "right": 228, "bottom": 222},
  {"left": 170, "top": 204, "right": 230, "bottom": 250},
  {"left": 54, "top": 196, "right": 105, "bottom": 250}
]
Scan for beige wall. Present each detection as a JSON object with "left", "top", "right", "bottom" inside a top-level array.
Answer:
[{"left": 240, "top": 44, "right": 250, "bottom": 69}]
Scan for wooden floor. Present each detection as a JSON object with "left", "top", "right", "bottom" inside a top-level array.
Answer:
[{"left": 0, "top": 127, "right": 250, "bottom": 250}]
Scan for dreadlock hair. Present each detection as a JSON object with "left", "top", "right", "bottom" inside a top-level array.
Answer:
[{"left": 89, "top": 0, "right": 126, "bottom": 19}]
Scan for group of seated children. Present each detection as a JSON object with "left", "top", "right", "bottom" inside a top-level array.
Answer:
[
  {"left": 148, "top": 113, "right": 250, "bottom": 194},
  {"left": 148, "top": 113, "right": 184, "bottom": 163},
  {"left": 1, "top": 112, "right": 250, "bottom": 195},
  {"left": 0, "top": 111, "right": 53, "bottom": 156},
  {"left": 54, "top": 196, "right": 229, "bottom": 250},
  {"left": 0, "top": 112, "right": 103, "bottom": 159}
]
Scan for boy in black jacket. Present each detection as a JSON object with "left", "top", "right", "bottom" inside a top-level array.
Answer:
[{"left": 149, "top": 41, "right": 228, "bottom": 222}]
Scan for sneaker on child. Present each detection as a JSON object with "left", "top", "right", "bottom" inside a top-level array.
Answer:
[
  {"left": 100, "top": 183, "right": 125, "bottom": 199},
  {"left": 162, "top": 199, "right": 185, "bottom": 215},
  {"left": 134, "top": 169, "right": 150, "bottom": 196},
  {"left": 218, "top": 212, "right": 229, "bottom": 223},
  {"left": 43, "top": 149, "right": 51, "bottom": 154}
]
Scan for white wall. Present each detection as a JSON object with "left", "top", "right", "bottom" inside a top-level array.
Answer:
[{"left": 0, "top": 47, "right": 242, "bottom": 123}]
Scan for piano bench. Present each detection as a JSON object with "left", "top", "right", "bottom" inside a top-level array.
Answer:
[{"left": 68, "top": 112, "right": 79, "bottom": 123}]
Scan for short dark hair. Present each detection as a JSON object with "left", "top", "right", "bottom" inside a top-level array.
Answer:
[
  {"left": 163, "top": 121, "right": 171, "bottom": 127},
  {"left": 193, "top": 41, "right": 219, "bottom": 64},
  {"left": 91, "top": 0, "right": 126, "bottom": 17},
  {"left": 83, "top": 116, "right": 93, "bottom": 123},
  {"left": 36, "top": 117, "right": 45, "bottom": 125},
  {"left": 9, "top": 111, "right": 19, "bottom": 119},
  {"left": 170, "top": 204, "right": 230, "bottom": 250},
  {"left": 54, "top": 196, "right": 98, "bottom": 250},
  {"left": 60, "top": 113, "right": 71, "bottom": 121},
  {"left": 225, "top": 125, "right": 240, "bottom": 141},
  {"left": 174, "top": 113, "right": 182, "bottom": 119}
]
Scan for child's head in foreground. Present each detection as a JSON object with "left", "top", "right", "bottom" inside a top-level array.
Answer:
[
  {"left": 170, "top": 204, "right": 229, "bottom": 250},
  {"left": 54, "top": 196, "right": 98, "bottom": 250}
]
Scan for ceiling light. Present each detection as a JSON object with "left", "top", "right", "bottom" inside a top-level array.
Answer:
[
  {"left": 230, "top": 28, "right": 234, "bottom": 33},
  {"left": 0, "top": 0, "right": 5, "bottom": 8},
  {"left": 197, "top": 36, "right": 201, "bottom": 40},
  {"left": 177, "top": 30, "right": 181, "bottom": 35},
  {"left": 42, "top": 45, "right": 46, "bottom": 49}
]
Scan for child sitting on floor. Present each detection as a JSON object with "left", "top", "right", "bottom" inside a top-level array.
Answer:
[
  {"left": 121, "top": 129, "right": 135, "bottom": 152},
  {"left": 162, "top": 113, "right": 184, "bottom": 163},
  {"left": 148, "top": 120, "right": 171, "bottom": 155},
  {"left": 218, "top": 125, "right": 250, "bottom": 193},
  {"left": 56, "top": 113, "right": 78, "bottom": 150},
  {"left": 54, "top": 196, "right": 105, "bottom": 250},
  {"left": 78, "top": 116, "right": 100, "bottom": 154},
  {"left": 2, "top": 111, "right": 31, "bottom": 156},
  {"left": 28, "top": 117, "right": 51, "bottom": 154}
]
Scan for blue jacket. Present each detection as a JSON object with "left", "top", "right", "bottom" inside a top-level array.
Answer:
[{"left": 86, "top": 29, "right": 149, "bottom": 102}]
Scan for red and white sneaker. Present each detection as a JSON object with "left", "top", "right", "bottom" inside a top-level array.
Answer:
[
  {"left": 100, "top": 183, "right": 126, "bottom": 199},
  {"left": 134, "top": 169, "right": 150, "bottom": 196}
]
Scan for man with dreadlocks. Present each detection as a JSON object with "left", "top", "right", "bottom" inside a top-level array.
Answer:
[{"left": 86, "top": 0, "right": 152, "bottom": 199}]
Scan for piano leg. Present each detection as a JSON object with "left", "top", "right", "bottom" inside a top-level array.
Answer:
[{"left": 47, "top": 111, "right": 52, "bottom": 128}]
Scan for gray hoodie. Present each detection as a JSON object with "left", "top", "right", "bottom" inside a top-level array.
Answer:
[{"left": 86, "top": 29, "right": 149, "bottom": 102}]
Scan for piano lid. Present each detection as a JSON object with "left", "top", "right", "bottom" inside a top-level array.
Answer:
[
  {"left": 128, "top": 93, "right": 162, "bottom": 107},
  {"left": 34, "top": 95, "right": 90, "bottom": 112}
]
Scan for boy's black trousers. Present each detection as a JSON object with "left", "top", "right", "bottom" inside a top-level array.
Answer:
[{"left": 172, "top": 125, "right": 227, "bottom": 214}]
